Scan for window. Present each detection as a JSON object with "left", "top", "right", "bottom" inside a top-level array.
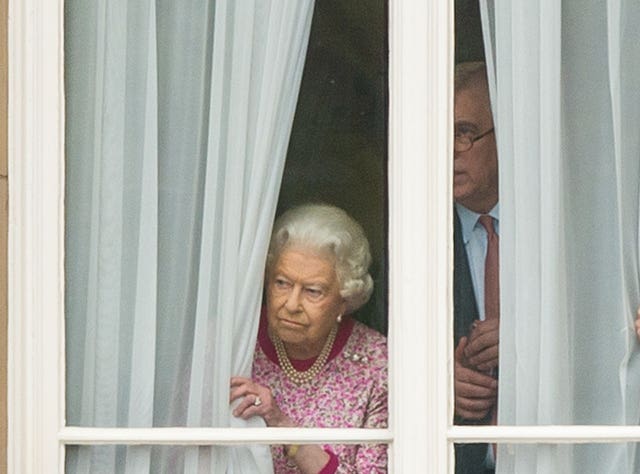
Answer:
[
  {"left": 8, "top": 1, "right": 445, "bottom": 472},
  {"left": 63, "top": 1, "right": 390, "bottom": 472},
  {"left": 12, "top": 1, "right": 640, "bottom": 473},
  {"left": 451, "top": 1, "right": 640, "bottom": 473}
]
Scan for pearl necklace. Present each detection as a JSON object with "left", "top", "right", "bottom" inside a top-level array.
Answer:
[{"left": 272, "top": 324, "right": 338, "bottom": 385}]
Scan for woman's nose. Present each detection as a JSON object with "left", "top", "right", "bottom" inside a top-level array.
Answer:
[{"left": 284, "top": 286, "right": 303, "bottom": 312}]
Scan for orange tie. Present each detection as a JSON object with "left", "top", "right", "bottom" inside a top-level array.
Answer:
[
  {"left": 479, "top": 215, "right": 499, "bottom": 458},
  {"left": 478, "top": 215, "right": 499, "bottom": 321}
]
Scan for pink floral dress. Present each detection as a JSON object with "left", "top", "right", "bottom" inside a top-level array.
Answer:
[{"left": 252, "top": 315, "right": 388, "bottom": 473}]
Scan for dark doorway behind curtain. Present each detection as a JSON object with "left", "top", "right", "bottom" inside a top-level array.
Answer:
[{"left": 278, "top": 0, "right": 389, "bottom": 334}]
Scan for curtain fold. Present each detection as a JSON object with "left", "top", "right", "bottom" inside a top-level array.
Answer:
[
  {"left": 481, "top": 0, "right": 640, "bottom": 472},
  {"left": 65, "top": 1, "right": 315, "bottom": 472}
]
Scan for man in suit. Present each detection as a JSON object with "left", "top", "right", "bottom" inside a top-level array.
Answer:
[{"left": 453, "top": 62, "right": 500, "bottom": 474}]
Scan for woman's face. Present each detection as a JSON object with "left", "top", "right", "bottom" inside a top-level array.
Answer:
[{"left": 266, "top": 247, "right": 346, "bottom": 359}]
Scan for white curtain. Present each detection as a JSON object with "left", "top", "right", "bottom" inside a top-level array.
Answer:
[
  {"left": 64, "top": 1, "right": 314, "bottom": 472},
  {"left": 481, "top": 1, "right": 640, "bottom": 473}
]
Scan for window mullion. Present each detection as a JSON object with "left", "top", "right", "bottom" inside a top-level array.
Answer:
[
  {"left": 8, "top": 0, "right": 65, "bottom": 472},
  {"left": 389, "top": 0, "right": 453, "bottom": 472},
  {"left": 450, "top": 425, "right": 640, "bottom": 444},
  {"left": 58, "top": 427, "right": 392, "bottom": 446}
]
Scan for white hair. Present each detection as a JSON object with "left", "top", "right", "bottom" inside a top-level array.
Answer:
[{"left": 266, "top": 203, "right": 374, "bottom": 313}]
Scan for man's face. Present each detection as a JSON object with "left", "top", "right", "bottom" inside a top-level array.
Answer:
[{"left": 453, "top": 84, "right": 498, "bottom": 213}]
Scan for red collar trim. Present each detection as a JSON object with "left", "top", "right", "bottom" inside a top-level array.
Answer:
[{"left": 258, "top": 307, "right": 355, "bottom": 371}]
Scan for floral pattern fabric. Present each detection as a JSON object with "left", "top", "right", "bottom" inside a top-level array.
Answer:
[{"left": 252, "top": 318, "right": 388, "bottom": 473}]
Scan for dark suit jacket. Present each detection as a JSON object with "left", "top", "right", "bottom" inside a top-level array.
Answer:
[{"left": 454, "top": 208, "right": 491, "bottom": 474}]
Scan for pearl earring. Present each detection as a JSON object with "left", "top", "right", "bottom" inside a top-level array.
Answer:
[{"left": 336, "top": 314, "right": 343, "bottom": 323}]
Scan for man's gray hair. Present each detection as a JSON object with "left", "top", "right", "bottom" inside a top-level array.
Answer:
[
  {"left": 266, "top": 203, "right": 374, "bottom": 314},
  {"left": 455, "top": 61, "right": 488, "bottom": 93}
]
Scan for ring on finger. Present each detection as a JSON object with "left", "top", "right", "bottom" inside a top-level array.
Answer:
[{"left": 253, "top": 395, "right": 262, "bottom": 407}]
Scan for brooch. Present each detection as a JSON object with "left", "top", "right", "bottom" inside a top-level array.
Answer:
[{"left": 342, "top": 351, "right": 369, "bottom": 364}]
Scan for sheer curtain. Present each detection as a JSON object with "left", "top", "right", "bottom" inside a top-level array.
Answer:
[
  {"left": 64, "top": 1, "right": 314, "bottom": 472},
  {"left": 481, "top": 1, "right": 640, "bottom": 472}
]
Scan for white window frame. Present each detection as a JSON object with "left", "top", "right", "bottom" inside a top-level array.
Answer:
[
  {"left": 7, "top": 1, "right": 451, "bottom": 471},
  {"left": 9, "top": 0, "right": 640, "bottom": 473}
]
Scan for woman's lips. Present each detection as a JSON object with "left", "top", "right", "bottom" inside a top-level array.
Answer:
[{"left": 278, "top": 318, "right": 305, "bottom": 328}]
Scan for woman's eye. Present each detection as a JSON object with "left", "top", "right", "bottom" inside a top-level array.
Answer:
[
  {"left": 305, "top": 288, "right": 323, "bottom": 299},
  {"left": 274, "top": 278, "right": 291, "bottom": 289}
]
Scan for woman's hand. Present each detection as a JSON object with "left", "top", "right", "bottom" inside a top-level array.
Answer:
[
  {"left": 230, "top": 377, "right": 331, "bottom": 473},
  {"left": 229, "top": 377, "right": 293, "bottom": 428}
]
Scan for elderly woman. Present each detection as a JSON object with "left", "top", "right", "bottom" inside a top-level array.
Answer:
[{"left": 230, "top": 203, "right": 387, "bottom": 473}]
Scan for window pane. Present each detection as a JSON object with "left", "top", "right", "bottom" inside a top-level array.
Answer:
[
  {"left": 455, "top": 442, "right": 640, "bottom": 473},
  {"left": 65, "top": 445, "right": 253, "bottom": 473},
  {"left": 454, "top": 6, "right": 640, "bottom": 464},
  {"left": 65, "top": 0, "right": 388, "bottom": 455},
  {"left": 66, "top": 443, "right": 389, "bottom": 473},
  {"left": 452, "top": 0, "right": 497, "bottom": 451}
]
